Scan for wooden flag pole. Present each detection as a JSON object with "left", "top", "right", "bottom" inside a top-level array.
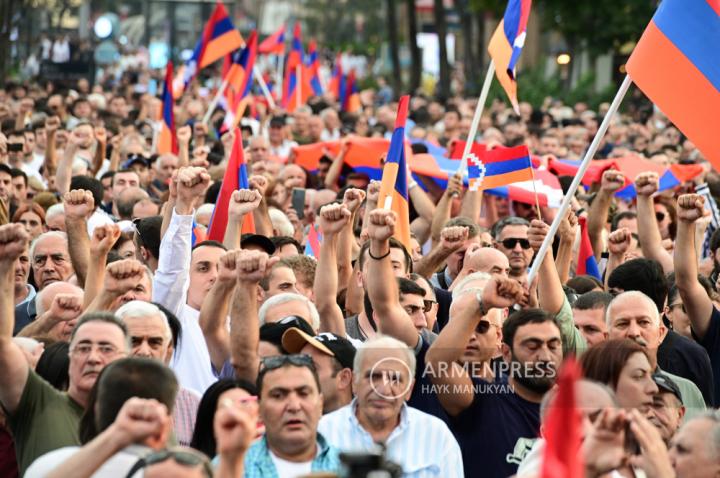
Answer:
[
  {"left": 458, "top": 60, "right": 496, "bottom": 175},
  {"left": 526, "top": 75, "right": 632, "bottom": 285},
  {"left": 529, "top": 167, "right": 543, "bottom": 220}
]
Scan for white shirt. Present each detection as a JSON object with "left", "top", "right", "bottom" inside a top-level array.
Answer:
[
  {"left": 51, "top": 39, "right": 70, "bottom": 63},
  {"left": 26, "top": 444, "right": 151, "bottom": 478},
  {"left": 153, "top": 209, "right": 217, "bottom": 395},
  {"left": 268, "top": 450, "right": 312, "bottom": 478},
  {"left": 318, "top": 400, "right": 464, "bottom": 477},
  {"left": 86, "top": 209, "right": 115, "bottom": 237}
]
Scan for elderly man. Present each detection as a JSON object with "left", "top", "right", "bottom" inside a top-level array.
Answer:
[
  {"left": 606, "top": 291, "right": 706, "bottom": 418},
  {"left": 0, "top": 223, "right": 131, "bottom": 474},
  {"left": 450, "top": 246, "right": 511, "bottom": 290},
  {"left": 15, "top": 281, "right": 83, "bottom": 341},
  {"left": 319, "top": 335, "right": 463, "bottom": 476},
  {"left": 668, "top": 411, "right": 720, "bottom": 477}
]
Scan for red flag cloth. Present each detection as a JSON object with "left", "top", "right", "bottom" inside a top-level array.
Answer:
[
  {"left": 206, "top": 129, "right": 255, "bottom": 241},
  {"left": 577, "top": 217, "right": 601, "bottom": 280},
  {"left": 258, "top": 24, "right": 286, "bottom": 55},
  {"left": 540, "top": 357, "right": 583, "bottom": 478},
  {"left": 157, "top": 62, "right": 178, "bottom": 155}
]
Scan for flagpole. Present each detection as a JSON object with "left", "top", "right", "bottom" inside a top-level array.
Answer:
[
  {"left": 277, "top": 54, "right": 285, "bottom": 102},
  {"left": 253, "top": 67, "right": 276, "bottom": 109},
  {"left": 202, "top": 77, "right": 230, "bottom": 125},
  {"left": 526, "top": 74, "right": 632, "bottom": 285},
  {"left": 458, "top": 60, "right": 496, "bottom": 175},
  {"left": 296, "top": 64, "right": 302, "bottom": 109}
]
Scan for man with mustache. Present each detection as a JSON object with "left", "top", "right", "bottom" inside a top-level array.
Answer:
[
  {"left": 606, "top": 290, "right": 706, "bottom": 419},
  {"left": 0, "top": 224, "right": 131, "bottom": 474}
]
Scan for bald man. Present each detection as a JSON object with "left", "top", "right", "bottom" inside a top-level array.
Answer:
[
  {"left": 17, "top": 281, "right": 84, "bottom": 341},
  {"left": 450, "top": 247, "right": 511, "bottom": 291}
]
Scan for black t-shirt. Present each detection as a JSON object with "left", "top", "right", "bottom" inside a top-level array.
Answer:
[
  {"left": 658, "top": 329, "right": 715, "bottom": 406},
  {"left": 448, "top": 374, "right": 540, "bottom": 478},
  {"left": 692, "top": 306, "right": 720, "bottom": 407},
  {"left": 407, "top": 337, "right": 449, "bottom": 423},
  {"left": 433, "top": 286, "right": 452, "bottom": 332}
]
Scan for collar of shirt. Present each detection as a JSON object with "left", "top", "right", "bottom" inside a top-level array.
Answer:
[
  {"left": 242, "top": 433, "right": 339, "bottom": 478},
  {"left": 348, "top": 398, "right": 409, "bottom": 445}
]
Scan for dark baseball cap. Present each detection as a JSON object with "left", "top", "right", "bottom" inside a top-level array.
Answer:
[
  {"left": 653, "top": 372, "right": 683, "bottom": 403},
  {"left": 122, "top": 154, "right": 149, "bottom": 169},
  {"left": 269, "top": 116, "right": 286, "bottom": 128},
  {"left": 259, "top": 316, "right": 315, "bottom": 352},
  {"left": 282, "top": 328, "right": 356, "bottom": 370},
  {"left": 241, "top": 233, "right": 276, "bottom": 255}
]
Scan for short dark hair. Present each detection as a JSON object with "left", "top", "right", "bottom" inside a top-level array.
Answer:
[
  {"left": 357, "top": 237, "right": 412, "bottom": 273},
  {"left": 70, "top": 177, "right": 104, "bottom": 208},
  {"left": 608, "top": 258, "right": 667, "bottom": 312},
  {"left": 398, "top": 277, "right": 426, "bottom": 297},
  {"left": 10, "top": 168, "right": 27, "bottom": 186},
  {"left": 94, "top": 358, "right": 178, "bottom": 432},
  {"left": 502, "top": 308, "right": 558, "bottom": 349},
  {"left": 190, "top": 379, "right": 257, "bottom": 457},
  {"left": 0, "top": 163, "right": 12, "bottom": 176},
  {"left": 443, "top": 216, "right": 480, "bottom": 238},
  {"left": 574, "top": 291, "right": 614, "bottom": 311},
  {"left": 581, "top": 339, "right": 649, "bottom": 389},
  {"left": 134, "top": 216, "right": 162, "bottom": 260},
  {"left": 100, "top": 170, "right": 116, "bottom": 182},
  {"left": 270, "top": 236, "right": 302, "bottom": 255},
  {"left": 566, "top": 275, "right": 604, "bottom": 295},
  {"left": 611, "top": 211, "right": 637, "bottom": 232},
  {"left": 191, "top": 239, "right": 228, "bottom": 253},
  {"left": 492, "top": 216, "right": 530, "bottom": 240},
  {"left": 70, "top": 312, "right": 129, "bottom": 346},
  {"left": 256, "top": 360, "right": 321, "bottom": 397}
]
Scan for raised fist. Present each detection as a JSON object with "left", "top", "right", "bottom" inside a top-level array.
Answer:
[
  {"left": 63, "top": 189, "right": 95, "bottom": 219},
  {"left": 343, "top": 188, "right": 366, "bottom": 214},
  {"left": 176, "top": 125, "right": 192, "bottom": 146},
  {"left": 176, "top": 166, "right": 211, "bottom": 205},
  {"left": 481, "top": 276, "right": 528, "bottom": 311},
  {"left": 104, "top": 259, "right": 146, "bottom": 296},
  {"left": 677, "top": 194, "right": 705, "bottom": 223},
  {"left": 249, "top": 175, "right": 269, "bottom": 197},
  {"left": 90, "top": 224, "right": 121, "bottom": 257},
  {"left": 318, "top": 203, "right": 351, "bottom": 236},
  {"left": 439, "top": 226, "right": 469, "bottom": 252},
  {"left": 94, "top": 126, "right": 107, "bottom": 145},
  {"left": 608, "top": 227, "right": 632, "bottom": 256},
  {"left": 447, "top": 173, "right": 464, "bottom": 197},
  {"left": 366, "top": 180, "right": 381, "bottom": 204},
  {"left": 45, "top": 116, "right": 61, "bottom": 134},
  {"left": 194, "top": 122, "right": 208, "bottom": 138},
  {"left": 600, "top": 169, "right": 625, "bottom": 193},
  {"left": 228, "top": 189, "right": 262, "bottom": 219},
  {"left": 367, "top": 209, "right": 396, "bottom": 242},
  {"left": 113, "top": 398, "right": 169, "bottom": 448},
  {"left": 215, "top": 401, "right": 256, "bottom": 457},
  {"left": 218, "top": 250, "right": 241, "bottom": 284},
  {"left": 47, "top": 293, "right": 83, "bottom": 323},
  {"left": 635, "top": 172, "right": 659, "bottom": 197},
  {"left": 528, "top": 220, "right": 550, "bottom": 252},
  {"left": 558, "top": 209, "right": 578, "bottom": 241},
  {"left": 0, "top": 224, "right": 29, "bottom": 264},
  {"left": 236, "top": 250, "right": 276, "bottom": 284}
]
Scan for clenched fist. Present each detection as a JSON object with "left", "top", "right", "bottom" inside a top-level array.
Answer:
[
  {"left": 367, "top": 209, "right": 396, "bottom": 243},
  {"left": 176, "top": 166, "right": 211, "bottom": 207},
  {"left": 63, "top": 189, "right": 95, "bottom": 219},
  {"left": 481, "top": 276, "right": 528, "bottom": 311},
  {"left": 46, "top": 293, "right": 83, "bottom": 323},
  {"left": 90, "top": 224, "right": 121, "bottom": 257},
  {"left": 0, "top": 224, "right": 30, "bottom": 265},
  {"left": 528, "top": 220, "right": 550, "bottom": 252},
  {"left": 439, "top": 226, "right": 469, "bottom": 252},
  {"left": 600, "top": 170, "right": 625, "bottom": 193},
  {"left": 343, "top": 188, "right": 366, "bottom": 214},
  {"left": 319, "top": 203, "right": 351, "bottom": 236},
  {"left": 677, "top": 194, "right": 705, "bottom": 223},
  {"left": 608, "top": 227, "right": 632, "bottom": 256},
  {"left": 635, "top": 172, "right": 659, "bottom": 197},
  {"left": 218, "top": 250, "right": 241, "bottom": 284},
  {"left": 366, "top": 180, "right": 381, "bottom": 205},
  {"left": 104, "top": 259, "right": 146, "bottom": 296},
  {"left": 236, "top": 250, "right": 277, "bottom": 284},
  {"left": 249, "top": 175, "right": 269, "bottom": 197},
  {"left": 228, "top": 189, "right": 263, "bottom": 219}
]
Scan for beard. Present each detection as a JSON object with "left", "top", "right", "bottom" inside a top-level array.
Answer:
[{"left": 510, "top": 353, "right": 556, "bottom": 394}]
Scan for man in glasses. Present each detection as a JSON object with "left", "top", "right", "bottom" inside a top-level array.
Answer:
[
  {"left": 0, "top": 223, "right": 131, "bottom": 474},
  {"left": 492, "top": 216, "right": 533, "bottom": 282},
  {"left": 246, "top": 353, "right": 341, "bottom": 476}
]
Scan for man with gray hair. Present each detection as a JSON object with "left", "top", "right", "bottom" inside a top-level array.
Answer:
[
  {"left": 115, "top": 300, "right": 200, "bottom": 446},
  {"left": 258, "top": 292, "right": 320, "bottom": 331},
  {"left": 318, "top": 335, "right": 464, "bottom": 476},
  {"left": 668, "top": 410, "right": 720, "bottom": 477},
  {"left": 606, "top": 290, "right": 706, "bottom": 419},
  {"left": 492, "top": 216, "right": 533, "bottom": 281}
]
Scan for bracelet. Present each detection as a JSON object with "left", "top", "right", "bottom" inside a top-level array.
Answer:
[{"left": 368, "top": 248, "right": 391, "bottom": 260}]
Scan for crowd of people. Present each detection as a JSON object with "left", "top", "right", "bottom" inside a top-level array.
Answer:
[{"left": 0, "top": 64, "right": 719, "bottom": 478}]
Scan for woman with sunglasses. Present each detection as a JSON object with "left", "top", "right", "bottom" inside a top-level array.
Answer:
[{"left": 190, "top": 379, "right": 261, "bottom": 459}]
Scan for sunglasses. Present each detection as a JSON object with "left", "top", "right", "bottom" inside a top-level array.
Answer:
[
  {"left": 124, "top": 448, "right": 213, "bottom": 478},
  {"left": 655, "top": 211, "right": 666, "bottom": 222},
  {"left": 423, "top": 300, "right": 437, "bottom": 312},
  {"left": 260, "top": 353, "right": 315, "bottom": 371},
  {"left": 475, "top": 320, "right": 492, "bottom": 335},
  {"left": 501, "top": 238, "right": 531, "bottom": 250}
]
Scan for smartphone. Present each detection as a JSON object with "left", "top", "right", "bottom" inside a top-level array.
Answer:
[{"left": 291, "top": 188, "right": 306, "bottom": 220}]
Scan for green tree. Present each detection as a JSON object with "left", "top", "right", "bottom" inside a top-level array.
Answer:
[
  {"left": 433, "top": 0, "right": 450, "bottom": 99},
  {"left": 405, "top": 0, "right": 422, "bottom": 93}
]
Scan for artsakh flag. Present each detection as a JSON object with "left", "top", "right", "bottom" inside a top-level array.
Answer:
[
  {"left": 577, "top": 216, "right": 601, "bottom": 279},
  {"left": 540, "top": 358, "right": 583, "bottom": 478},
  {"left": 377, "top": 95, "right": 412, "bottom": 252},
  {"left": 259, "top": 24, "right": 286, "bottom": 55},
  {"left": 627, "top": 0, "right": 720, "bottom": 168},
  {"left": 206, "top": 128, "right": 255, "bottom": 241},
  {"left": 157, "top": 62, "right": 178, "bottom": 155},
  {"left": 467, "top": 145, "right": 534, "bottom": 191},
  {"left": 304, "top": 224, "right": 322, "bottom": 257},
  {"left": 181, "top": 1, "right": 243, "bottom": 93},
  {"left": 306, "top": 39, "right": 323, "bottom": 96},
  {"left": 488, "top": 0, "right": 532, "bottom": 113}
]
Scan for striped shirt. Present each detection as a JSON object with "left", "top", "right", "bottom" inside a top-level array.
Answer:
[
  {"left": 173, "top": 387, "right": 201, "bottom": 446},
  {"left": 318, "top": 400, "right": 464, "bottom": 477}
]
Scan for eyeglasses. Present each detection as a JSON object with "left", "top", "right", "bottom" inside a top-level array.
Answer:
[
  {"left": 70, "top": 342, "right": 122, "bottom": 358},
  {"left": 501, "top": 238, "right": 531, "bottom": 250},
  {"left": 475, "top": 320, "right": 493, "bottom": 335},
  {"left": 124, "top": 448, "right": 213, "bottom": 478},
  {"left": 423, "top": 300, "right": 437, "bottom": 312},
  {"left": 32, "top": 253, "right": 69, "bottom": 268},
  {"left": 655, "top": 211, "right": 666, "bottom": 222},
  {"left": 669, "top": 302, "right": 686, "bottom": 314},
  {"left": 260, "top": 354, "right": 315, "bottom": 372}
]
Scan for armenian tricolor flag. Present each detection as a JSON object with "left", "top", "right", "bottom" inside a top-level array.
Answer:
[
  {"left": 626, "top": 0, "right": 720, "bottom": 167},
  {"left": 282, "top": 24, "right": 311, "bottom": 112},
  {"left": 207, "top": 128, "right": 255, "bottom": 241},
  {"left": 377, "top": 95, "right": 412, "bottom": 252},
  {"left": 157, "top": 62, "right": 177, "bottom": 155},
  {"left": 328, "top": 53, "right": 343, "bottom": 98},
  {"left": 306, "top": 39, "right": 323, "bottom": 96},
  {"left": 259, "top": 24, "right": 286, "bottom": 55},
  {"left": 341, "top": 70, "right": 361, "bottom": 113},
  {"left": 488, "top": 0, "right": 532, "bottom": 113},
  {"left": 577, "top": 217, "right": 601, "bottom": 280},
  {"left": 221, "top": 31, "right": 258, "bottom": 132},
  {"left": 181, "top": 1, "right": 243, "bottom": 92},
  {"left": 467, "top": 145, "right": 533, "bottom": 190}
]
